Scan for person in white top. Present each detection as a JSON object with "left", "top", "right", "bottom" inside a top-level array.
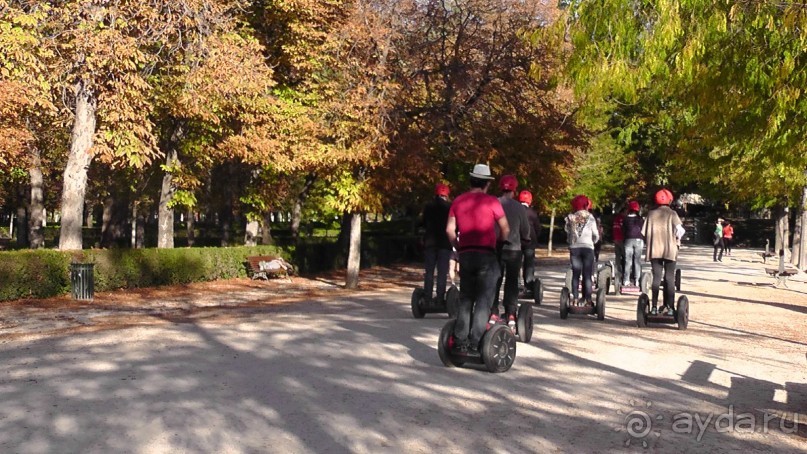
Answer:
[{"left": 564, "top": 195, "right": 600, "bottom": 305}]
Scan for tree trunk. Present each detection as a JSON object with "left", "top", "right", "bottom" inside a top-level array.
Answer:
[
  {"left": 101, "top": 195, "right": 129, "bottom": 248},
  {"left": 15, "top": 183, "right": 29, "bottom": 248},
  {"left": 101, "top": 196, "right": 113, "bottom": 243},
  {"left": 59, "top": 80, "right": 96, "bottom": 250},
  {"left": 221, "top": 203, "right": 233, "bottom": 247},
  {"left": 186, "top": 209, "right": 195, "bottom": 247},
  {"left": 157, "top": 148, "right": 179, "bottom": 248},
  {"left": 336, "top": 212, "right": 351, "bottom": 251},
  {"left": 130, "top": 202, "right": 137, "bottom": 249},
  {"left": 291, "top": 173, "right": 316, "bottom": 241},
  {"left": 135, "top": 203, "right": 146, "bottom": 249},
  {"left": 261, "top": 213, "right": 273, "bottom": 245},
  {"left": 548, "top": 208, "right": 556, "bottom": 257},
  {"left": 774, "top": 205, "right": 790, "bottom": 259},
  {"left": 85, "top": 203, "right": 94, "bottom": 228},
  {"left": 158, "top": 125, "right": 184, "bottom": 248},
  {"left": 797, "top": 179, "right": 807, "bottom": 270},
  {"left": 28, "top": 146, "right": 45, "bottom": 249},
  {"left": 244, "top": 219, "right": 259, "bottom": 246},
  {"left": 345, "top": 212, "right": 362, "bottom": 289}
]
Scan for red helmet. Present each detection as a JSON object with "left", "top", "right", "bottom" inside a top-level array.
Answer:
[
  {"left": 518, "top": 190, "right": 533, "bottom": 205},
  {"left": 654, "top": 189, "right": 673, "bottom": 205},
  {"left": 435, "top": 183, "right": 450, "bottom": 197},
  {"left": 499, "top": 175, "right": 518, "bottom": 192},
  {"left": 571, "top": 195, "right": 591, "bottom": 212},
  {"left": 628, "top": 200, "right": 640, "bottom": 212}
]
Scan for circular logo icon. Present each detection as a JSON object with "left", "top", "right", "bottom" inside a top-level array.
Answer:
[{"left": 625, "top": 410, "right": 653, "bottom": 438}]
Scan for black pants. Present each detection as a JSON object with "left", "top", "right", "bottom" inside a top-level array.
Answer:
[
  {"left": 713, "top": 239, "right": 724, "bottom": 261},
  {"left": 493, "top": 249, "right": 522, "bottom": 317},
  {"left": 455, "top": 251, "right": 498, "bottom": 347},
  {"left": 570, "top": 248, "right": 595, "bottom": 302},
  {"left": 521, "top": 247, "right": 536, "bottom": 291},
  {"left": 650, "top": 259, "right": 676, "bottom": 308},
  {"left": 423, "top": 247, "right": 451, "bottom": 301},
  {"left": 723, "top": 237, "right": 732, "bottom": 255}
]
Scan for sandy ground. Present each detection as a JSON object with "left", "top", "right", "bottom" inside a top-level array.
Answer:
[{"left": 0, "top": 245, "right": 804, "bottom": 453}]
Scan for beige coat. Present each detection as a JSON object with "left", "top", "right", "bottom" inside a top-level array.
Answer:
[{"left": 642, "top": 206, "right": 683, "bottom": 261}]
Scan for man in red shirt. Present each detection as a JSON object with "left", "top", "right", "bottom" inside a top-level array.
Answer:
[{"left": 446, "top": 164, "right": 510, "bottom": 354}]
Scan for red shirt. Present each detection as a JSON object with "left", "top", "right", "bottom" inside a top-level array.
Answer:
[
  {"left": 723, "top": 225, "right": 733, "bottom": 239},
  {"left": 449, "top": 191, "right": 505, "bottom": 252}
]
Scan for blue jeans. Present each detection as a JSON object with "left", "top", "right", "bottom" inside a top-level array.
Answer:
[
  {"left": 623, "top": 238, "right": 644, "bottom": 283},
  {"left": 455, "top": 251, "right": 498, "bottom": 347},
  {"left": 570, "top": 248, "right": 594, "bottom": 302},
  {"left": 494, "top": 249, "right": 522, "bottom": 317},
  {"left": 424, "top": 247, "right": 452, "bottom": 300}
]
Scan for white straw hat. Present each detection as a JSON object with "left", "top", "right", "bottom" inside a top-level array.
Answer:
[{"left": 469, "top": 163, "right": 494, "bottom": 180}]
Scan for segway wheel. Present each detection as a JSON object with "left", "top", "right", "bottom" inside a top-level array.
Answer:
[
  {"left": 517, "top": 303, "right": 534, "bottom": 343},
  {"left": 445, "top": 285, "right": 460, "bottom": 318},
  {"left": 411, "top": 288, "right": 425, "bottom": 319},
  {"left": 534, "top": 278, "right": 544, "bottom": 306},
  {"left": 560, "top": 287, "right": 570, "bottom": 320},
  {"left": 596, "top": 287, "right": 606, "bottom": 321},
  {"left": 597, "top": 266, "right": 611, "bottom": 294},
  {"left": 639, "top": 271, "right": 651, "bottom": 295},
  {"left": 636, "top": 294, "right": 649, "bottom": 328},
  {"left": 437, "top": 320, "right": 465, "bottom": 367},
  {"left": 675, "top": 268, "right": 682, "bottom": 292},
  {"left": 676, "top": 295, "right": 689, "bottom": 331},
  {"left": 481, "top": 324, "right": 517, "bottom": 373}
]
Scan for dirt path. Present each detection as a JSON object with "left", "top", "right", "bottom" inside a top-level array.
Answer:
[{"left": 0, "top": 246, "right": 804, "bottom": 453}]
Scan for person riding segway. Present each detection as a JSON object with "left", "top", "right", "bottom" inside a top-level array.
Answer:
[
  {"left": 411, "top": 183, "right": 459, "bottom": 318},
  {"left": 635, "top": 189, "right": 689, "bottom": 330},
  {"left": 559, "top": 195, "right": 607, "bottom": 320},
  {"left": 489, "top": 175, "right": 534, "bottom": 343},
  {"left": 518, "top": 189, "right": 544, "bottom": 306},
  {"left": 437, "top": 164, "right": 517, "bottom": 372}
]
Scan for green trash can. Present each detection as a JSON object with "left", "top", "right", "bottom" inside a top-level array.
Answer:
[{"left": 70, "top": 263, "right": 94, "bottom": 301}]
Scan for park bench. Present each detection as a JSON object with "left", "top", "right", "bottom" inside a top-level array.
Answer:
[
  {"left": 764, "top": 249, "right": 798, "bottom": 288},
  {"left": 246, "top": 255, "right": 294, "bottom": 281}
]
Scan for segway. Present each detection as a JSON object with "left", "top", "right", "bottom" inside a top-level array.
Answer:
[
  {"left": 619, "top": 269, "right": 649, "bottom": 295},
  {"left": 411, "top": 285, "right": 460, "bottom": 319},
  {"left": 560, "top": 266, "right": 607, "bottom": 321},
  {"left": 437, "top": 318, "right": 517, "bottom": 373},
  {"left": 564, "top": 261, "right": 614, "bottom": 295},
  {"left": 518, "top": 277, "right": 545, "bottom": 306},
  {"left": 635, "top": 269, "right": 688, "bottom": 330},
  {"left": 493, "top": 302, "right": 534, "bottom": 343}
]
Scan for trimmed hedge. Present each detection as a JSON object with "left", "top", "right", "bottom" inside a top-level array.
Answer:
[
  {"left": 0, "top": 235, "right": 422, "bottom": 301},
  {"left": 0, "top": 245, "right": 286, "bottom": 301}
]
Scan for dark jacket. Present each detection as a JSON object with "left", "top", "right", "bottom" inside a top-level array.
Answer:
[
  {"left": 498, "top": 196, "right": 531, "bottom": 251},
  {"left": 523, "top": 205, "right": 541, "bottom": 249},
  {"left": 422, "top": 196, "right": 452, "bottom": 250},
  {"left": 622, "top": 213, "right": 644, "bottom": 240}
]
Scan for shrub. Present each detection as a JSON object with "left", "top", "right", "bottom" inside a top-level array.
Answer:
[{"left": 0, "top": 245, "right": 287, "bottom": 301}]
